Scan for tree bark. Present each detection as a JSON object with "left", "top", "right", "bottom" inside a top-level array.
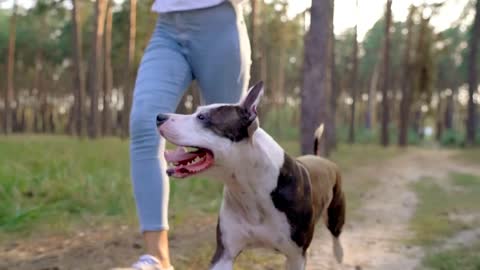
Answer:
[
  {"left": 87, "top": 0, "right": 108, "bottom": 139},
  {"left": 103, "top": 0, "right": 114, "bottom": 136},
  {"left": 72, "top": 0, "right": 86, "bottom": 137},
  {"left": 381, "top": 0, "right": 392, "bottom": 147},
  {"left": 366, "top": 52, "right": 380, "bottom": 129},
  {"left": 435, "top": 98, "right": 443, "bottom": 141},
  {"left": 4, "top": 1, "right": 17, "bottom": 135},
  {"left": 301, "top": 0, "right": 333, "bottom": 156},
  {"left": 444, "top": 90, "right": 454, "bottom": 130},
  {"left": 121, "top": 0, "right": 137, "bottom": 138},
  {"left": 32, "top": 53, "right": 41, "bottom": 133},
  {"left": 466, "top": 0, "right": 480, "bottom": 145},
  {"left": 327, "top": 0, "right": 337, "bottom": 150},
  {"left": 348, "top": 3, "right": 358, "bottom": 144},
  {"left": 40, "top": 68, "right": 48, "bottom": 133},
  {"left": 398, "top": 6, "right": 415, "bottom": 147}
]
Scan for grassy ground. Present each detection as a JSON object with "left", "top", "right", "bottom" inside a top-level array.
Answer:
[
  {"left": 0, "top": 136, "right": 135, "bottom": 236},
  {"left": 421, "top": 242, "right": 480, "bottom": 270},
  {"left": 409, "top": 171, "right": 480, "bottom": 270},
  {"left": 409, "top": 173, "right": 480, "bottom": 246},
  {"left": 0, "top": 135, "right": 400, "bottom": 241}
]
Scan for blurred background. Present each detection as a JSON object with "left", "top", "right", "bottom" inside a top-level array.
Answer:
[{"left": 0, "top": 0, "right": 479, "bottom": 269}]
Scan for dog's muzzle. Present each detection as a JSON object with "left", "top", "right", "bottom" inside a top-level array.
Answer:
[{"left": 156, "top": 113, "right": 169, "bottom": 127}]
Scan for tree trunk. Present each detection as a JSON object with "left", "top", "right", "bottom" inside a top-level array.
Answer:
[
  {"left": 32, "top": 53, "right": 41, "bottom": 133},
  {"left": 301, "top": 0, "right": 333, "bottom": 156},
  {"left": 435, "top": 98, "right": 443, "bottom": 141},
  {"left": 103, "top": 0, "right": 114, "bottom": 136},
  {"left": 40, "top": 68, "right": 48, "bottom": 133},
  {"left": 412, "top": 108, "right": 421, "bottom": 137},
  {"left": 19, "top": 106, "right": 26, "bottom": 132},
  {"left": 348, "top": 3, "right": 358, "bottom": 144},
  {"left": 87, "top": 0, "right": 108, "bottom": 139},
  {"left": 49, "top": 106, "right": 55, "bottom": 133},
  {"left": 366, "top": 53, "right": 380, "bottom": 129},
  {"left": 327, "top": 0, "right": 337, "bottom": 150},
  {"left": 380, "top": 0, "right": 392, "bottom": 147},
  {"left": 121, "top": 0, "right": 137, "bottom": 138},
  {"left": 72, "top": 0, "right": 86, "bottom": 137},
  {"left": 4, "top": 2, "right": 17, "bottom": 135},
  {"left": 11, "top": 101, "right": 18, "bottom": 132},
  {"left": 398, "top": 6, "right": 415, "bottom": 147},
  {"left": 466, "top": 0, "right": 480, "bottom": 145},
  {"left": 444, "top": 90, "right": 454, "bottom": 130}
]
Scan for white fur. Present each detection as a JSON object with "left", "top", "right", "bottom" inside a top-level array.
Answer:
[{"left": 333, "top": 236, "right": 343, "bottom": 263}]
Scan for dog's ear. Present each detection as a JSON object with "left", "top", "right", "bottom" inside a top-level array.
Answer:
[{"left": 241, "top": 81, "right": 264, "bottom": 121}]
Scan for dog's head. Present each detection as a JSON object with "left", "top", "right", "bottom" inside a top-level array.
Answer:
[{"left": 157, "top": 81, "right": 264, "bottom": 178}]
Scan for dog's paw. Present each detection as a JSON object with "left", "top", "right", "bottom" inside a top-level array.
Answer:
[{"left": 333, "top": 236, "right": 344, "bottom": 263}]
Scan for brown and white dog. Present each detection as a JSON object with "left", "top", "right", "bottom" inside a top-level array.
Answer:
[{"left": 156, "top": 82, "right": 346, "bottom": 270}]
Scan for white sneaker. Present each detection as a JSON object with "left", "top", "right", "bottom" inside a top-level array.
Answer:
[{"left": 111, "top": 255, "right": 174, "bottom": 270}]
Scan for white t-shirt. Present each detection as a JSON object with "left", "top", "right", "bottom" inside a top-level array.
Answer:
[{"left": 152, "top": 0, "right": 243, "bottom": 13}]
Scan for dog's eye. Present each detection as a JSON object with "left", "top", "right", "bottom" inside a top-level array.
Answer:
[{"left": 197, "top": 114, "right": 206, "bottom": 121}]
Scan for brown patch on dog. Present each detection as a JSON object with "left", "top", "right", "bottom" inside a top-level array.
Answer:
[
  {"left": 200, "top": 105, "right": 253, "bottom": 142},
  {"left": 270, "top": 153, "right": 315, "bottom": 253}
]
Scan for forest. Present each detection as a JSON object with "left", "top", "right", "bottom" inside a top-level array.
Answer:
[
  {"left": 1, "top": 0, "right": 480, "bottom": 269},
  {"left": 0, "top": 0, "right": 478, "bottom": 151}
]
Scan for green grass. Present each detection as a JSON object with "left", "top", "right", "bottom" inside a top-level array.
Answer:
[
  {"left": 331, "top": 143, "right": 404, "bottom": 173},
  {"left": 421, "top": 242, "right": 480, "bottom": 270},
  {"left": 0, "top": 135, "right": 229, "bottom": 238},
  {"left": 409, "top": 173, "right": 480, "bottom": 247},
  {"left": 0, "top": 136, "right": 134, "bottom": 234},
  {"left": 0, "top": 135, "right": 401, "bottom": 239},
  {"left": 411, "top": 172, "right": 480, "bottom": 270}
]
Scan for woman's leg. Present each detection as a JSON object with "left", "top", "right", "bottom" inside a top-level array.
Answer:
[
  {"left": 188, "top": 2, "right": 251, "bottom": 104},
  {"left": 129, "top": 20, "right": 192, "bottom": 267}
]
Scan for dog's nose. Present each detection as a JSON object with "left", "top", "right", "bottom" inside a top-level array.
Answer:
[{"left": 156, "top": 113, "right": 169, "bottom": 127}]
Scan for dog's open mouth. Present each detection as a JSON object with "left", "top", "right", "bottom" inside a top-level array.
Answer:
[{"left": 164, "top": 146, "right": 214, "bottom": 178}]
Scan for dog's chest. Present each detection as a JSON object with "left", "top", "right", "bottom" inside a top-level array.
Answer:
[
  {"left": 220, "top": 170, "right": 301, "bottom": 253},
  {"left": 222, "top": 191, "right": 295, "bottom": 250}
]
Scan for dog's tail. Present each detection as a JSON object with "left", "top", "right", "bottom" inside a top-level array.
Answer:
[
  {"left": 328, "top": 169, "right": 346, "bottom": 263},
  {"left": 313, "top": 124, "right": 324, "bottom": 156}
]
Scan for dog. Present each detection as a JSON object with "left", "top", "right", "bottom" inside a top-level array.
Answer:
[{"left": 156, "top": 81, "right": 346, "bottom": 270}]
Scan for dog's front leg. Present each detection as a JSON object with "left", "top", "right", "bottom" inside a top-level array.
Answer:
[
  {"left": 210, "top": 256, "right": 234, "bottom": 270},
  {"left": 209, "top": 218, "right": 243, "bottom": 270},
  {"left": 209, "top": 240, "right": 235, "bottom": 270},
  {"left": 285, "top": 253, "right": 306, "bottom": 270}
]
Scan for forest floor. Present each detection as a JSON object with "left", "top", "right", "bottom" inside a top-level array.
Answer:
[
  {"left": 1, "top": 142, "right": 480, "bottom": 270},
  {"left": 307, "top": 148, "right": 480, "bottom": 270}
]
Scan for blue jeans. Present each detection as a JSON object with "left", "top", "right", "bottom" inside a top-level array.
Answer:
[{"left": 129, "top": 1, "right": 251, "bottom": 232}]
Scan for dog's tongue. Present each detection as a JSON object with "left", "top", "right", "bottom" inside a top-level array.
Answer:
[{"left": 164, "top": 147, "right": 197, "bottom": 163}]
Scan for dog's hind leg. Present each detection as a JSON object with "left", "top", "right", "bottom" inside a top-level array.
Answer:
[
  {"left": 326, "top": 170, "right": 346, "bottom": 263},
  {"left": 285, "top": 253, "right": 306, "bottom": 270}
]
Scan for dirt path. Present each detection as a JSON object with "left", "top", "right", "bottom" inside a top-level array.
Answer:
[
  {"left": 307, "top": 148, "right": 480, "bottom": 270},
  {"left": 1, "top": 148, "right": 479, "bottom": 270}
]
